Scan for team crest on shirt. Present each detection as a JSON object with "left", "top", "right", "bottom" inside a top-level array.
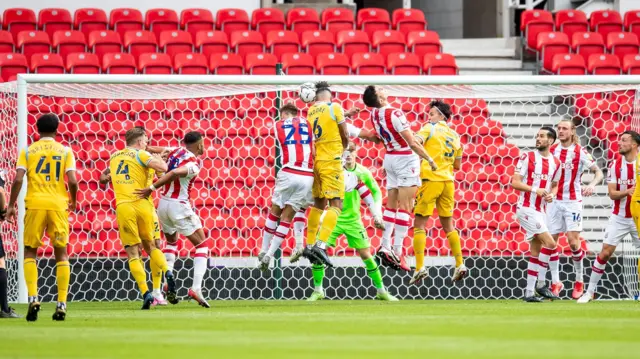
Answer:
[{"left": 536, "top": 222, "right": 541, "bottom": 229}]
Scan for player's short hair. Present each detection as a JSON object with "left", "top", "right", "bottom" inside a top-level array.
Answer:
[
  {"left": 362, "top": 85, "right": 381, "bottom": 108},
  {"left": 540, "top": 126, "right": 557, "bottom": 142},
  {"left": 429, "top": 100, "right": 452, "bottom": 120},
  {"left": 315, "top": 81, "right": 331, "bottom": 96},
  {"left": 623, "top": 130, "right": 640, "bottom": 145},
  {"left": 36, "top": 114, "right": 59, "bottom": 134},
  {"left": 184, "top": 131, "right": 203, "bottom": 145},
  {"left": 125, "top": 127, "right": 147, "bottom": 146},
  {"left": 280, "top": 103, "right": 298, "bottom": 117}
]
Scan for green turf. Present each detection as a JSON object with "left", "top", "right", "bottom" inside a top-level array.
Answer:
[{"left": 1, "top": 300, "right": 640, "bottom": 359}]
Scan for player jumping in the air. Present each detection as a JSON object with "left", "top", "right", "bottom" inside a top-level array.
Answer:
[
  {"left": 0, "top": 170, "right": 19, "bottom": 318},
  {"left": 547, "top": 119, "right": 604, "bottom": 299},
  {"left": 578, "top": 131, "right": 640, "bottom": 303},
  {"left": 307, "top": 141, "right": 398, "bottom": 301},
  {"left": 135, "top": 131, "right": 209, "bottom": 308},
  {"left": 4, "top": 114, "right": 77, "bottom": 321},
  {"left": 511, "top": 126, "right": 562, "bottom": 302}
]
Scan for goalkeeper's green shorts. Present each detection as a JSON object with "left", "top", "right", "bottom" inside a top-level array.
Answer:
[{"left": 327, "top": 221, "right": 369, "bottom": 250}]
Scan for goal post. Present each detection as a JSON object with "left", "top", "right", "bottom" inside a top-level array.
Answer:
[{"left": 1, "top": 74, "right": 640, "bottom": 303}]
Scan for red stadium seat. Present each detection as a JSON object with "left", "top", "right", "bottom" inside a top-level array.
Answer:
[
  {"left": 357, "top": 8, "right": 391, "bottom": 39},
  {"left": 145, "top": 9, "right": 179, "bottom": 40},
  {"left": 38, "top": 8, "right": 72, "bottom": 40},
  {"left": 66, "top": 52, "right": 100, "bottom": 74},
  {"left": 625, "top": 10, "right": 640, "bottom": 39},
  {"left": 352, "top": 52, "right": 385, "bottom": 75},
  {"left": 623, "top": 53, "right": 640, "bottom": 74},
  {"left": 387, "top": 52, "right": 421, "bottom": 75},
  {"left": 195, "top": 31, "right": 229, "bottom": 57},
  {"left": 281, "top": 52, "right": 314, "bottom": 74},
  {"left": 520, "top": 9, "right": 554, "bottom": 52},
  {"left": 301, "top": 30, "right": 335, "bottom": 57},
  {"left": 0, "top": 31, "right": 14, "bottom": 53},
  {"left": 372, "top": 30, "right": 406, "bottom": 57},
  {"left": 316, "top": 52, "right": 350, "bottom": 75},
  {"left": 555, "top": 9, "right": 588, "bottom": 38},
  {"left": 180, "top": 9, "right": 214, "bottom": 41},
  {"left": 124, "top": 30, "right": 158, "bottom": 61},
  {"left": 287, "top": 8, "right": 321, "bottom": 37},
  {"left": 109, "top": 8, "right": 143, "bottom": 40},
  {"left": 588, "top": 53, "right": 622, "bottom": 74},
  {"left": 321, "top": 8, "right": 355, "bottom": 35},
  {"left": 138, "top": 52, "right": 172, "bottom": 74},
  {"left": 423, "top": 53, "right": 458, "bottom": 75},
  {"left": 16, "top": 31, "right": 51, "bottom": 63},
  {"left": 102, "top": 52, "right": 136, "bottom": 74},
  {"left": 159, "top": 30, "right": 194, "bottom": 58},
  {"left": 245, "top": 53, "right": 277, "bottom": 75},
  {"left": 216, "top": 8, "right": 250, "bottom": 38},
  {"left": 30, "top": 53, "right": 64, "bottom": 73},
  {"left": 571, "top": 32, "right": 605, "bottom": 60},
  {"left": 252, "top": 8, "right": 285, "bottom": 39},
  {"left": 590, "top": 10, "right": 623, "bottom": 38},
  {"left": 392, "top": 8, "right": 427, "bottom": 33},
  {"left": 209, "top": 53, "right": 244, "bottom": 75},
  {"left": 74, "top": 8, "right": 107, "bottom": 40},
  {"left": 266, "top": 30, "right": 299, "bottom": 60},
  {"left": 3, "top": 8, "right": 37, "bottom": 41},
  {"left": 52, "top": 30, "right": 87, "bottom": 63},
  {"left": 230, "top": 30, "right": 265, "bottom": 58},
  {"left": 88, "top": 30, "right": 123, "bottom": 61},
  {"left": 536, "top": 31, "right": 570, "bottom": 73},
  {"left": 336, "top": 30, "right": 370, "bottom": 58},
  {"left": 174, "top": 52, "right": 207, "bottom": 75},
  {"left": 606, "top": 32, "right": 640, "bottom": 64},
  {"left": 407, "top": 30, "right": 442, "bottom": 56}
]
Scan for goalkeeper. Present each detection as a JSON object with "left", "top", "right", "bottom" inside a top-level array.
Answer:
[{"left": 308, "top": 141, "right": 397, "bottom": 301}]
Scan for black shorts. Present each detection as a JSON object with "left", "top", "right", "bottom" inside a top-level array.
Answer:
[{"left": 0, "top": 236, "right": 5, "bottom": 259}]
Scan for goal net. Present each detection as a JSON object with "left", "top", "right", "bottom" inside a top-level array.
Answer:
[{"left": 1, "top": 75, "right": 639, "bottom": 302}]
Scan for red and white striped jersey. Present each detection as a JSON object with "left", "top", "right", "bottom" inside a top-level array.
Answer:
[
  {"left": 607, "top": 157, "right": 636, "bottom": 218},
  {"left": 516, "top": 150, "right": 562, "bottom": 213},
  {"left": 275, "top": 117, "right": 313, "bottom": 172},
  {"left": 369, "top": 105, "right": 411, "bottom": 152},
  {"left": 161, "top": 147, "right": 201, "bottom": 201},
  {"left": 551, "top": 143, "right": 596, "bottom": 201}
]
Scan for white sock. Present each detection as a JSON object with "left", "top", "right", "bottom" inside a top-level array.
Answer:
[
  {"left": 549, "top": 248, "right": 560, "bottom": 284},
  {"left": 164, "top": 243, "right": 178, "bottom": 272},
  {"left": 192, "top": 245, "right": 208, "bottom": 291},
  {"left": 393, "top": 210, "right": 411, "bottom": 256},
  {"left": 314, "top": 286, "right": 323, "bottom": 293},
  {"left": 267, "top": 221, "right": 291, "bottom": 257},
  {"left": 526, "top": 257, "right": 539, "bottom": 297},
  {"left": 381, "top": 207, "right": 396, "bottom": 250},
  {"left": 572, "top": 248, "right": 585, "bottom": 282},
  {"left": 261, "top": 212, "right": 279, "bottom": 254},
  {"left": 587, "top": 255, "right": 607, "bottom": 295},
  {"left": 152, "top": 288, "right": 162, "bottom": 297},
  {"left": 293, "top": 210, "right": 306, "bottom": 248}
]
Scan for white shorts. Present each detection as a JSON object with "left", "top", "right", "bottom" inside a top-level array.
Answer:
[
  {"left": 516, "top": 206, "right": 549, "bottom": 241},
  {"left": 271, "top": 169, "right": 313, "bottom": 212},
  {"left": 603, "top": 215, "right": 640, "bottom": 248},
  {"left": 157, "top": 199, "right": 203, "bottom": 237},
  {"left": 383, "top": 153, "right": 421, "bottom": 189},
  {"left": 547, "top": 200, "right": 583, "bottom": 234}
]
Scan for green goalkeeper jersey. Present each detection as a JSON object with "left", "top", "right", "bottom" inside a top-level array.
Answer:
[{"left": 337, "top": 163, "right": 382, "bottom": 226}]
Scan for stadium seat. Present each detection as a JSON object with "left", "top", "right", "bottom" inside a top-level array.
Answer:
[
  {"left": 74, "top": 8, "right": 108, "bottom": 40},
  {"left": 245, "top": 53, "right": 277, "bottom": 75},
  {"left": 88, "top": 30, "right": 123, "bottom": 61},
  {"left": 0, "top": 31, "right": 14, "bottom": 53},
  {"left": 216, "top": 8, "right": 250, "bottom": 38},
  {"left": 3, "top": 8, "right": 37, "bottom": 41},
  {"left": 180, "top": 9, "right": 214, "bottom": 41},
  {"left": 520, "top": 9, "right": 554, "bottom": 52},
  {"left": 281, "top": 52, "right": 314, "bottom": 75},
  {"left": 123, "top": 30, "right": 158, "bottom": 61},
  {"left": 195, "top": 31, "right": 229, "bottom": 57},
  {"left": 301, "top": 30, "right": 335, "bottom": 57},
  {"left": 102, "top": 52, "right": 136, "bottom": 74},
  {"left": 555, "top": 9, "right": 588, "bottom": 38},
  {"left": 38, "top": 8, "right": 72, "bottom": 40},
  {"left": 30, "top": 53, "right": 64, "bottom": 73},
  {"left": 252, "top": 8, "right": 285, "bottom": 39},
  {"left": 159, "top": 30, "right": 194, "bottom": 58},
  {"left": 623, "top": 53, "right": 640, "bottom": 74},
  {"left": 372, "top": 30, "right": 405, "bottom": 57},
  {"left": 16, "top": 31, "right": 51, "bottom": 63},
  {"left": 230, "top": 30, "right": 265, "bottom": 58},
  {"left": 209, "top": 53, "right": 244, "bottom": 74},
  {"left": 357, "top": 8, "right": 391, "bottom": 39},
  {"left": 571, "top": 32, "right": 605, "bottom": 60},
  {"left": 407, "top": 30, "right": 442, "bottom": 56},
  {"left": 392, "top": 8, "right": 427, "bottom": 33},
  {"left": 316, "top": 52, "right": 350, "bottom": 75},
  {"left": 352, "top": 52, "right": 385, "bottom": 75},
  {"left": 625, "top": 10, "right": 640, "bottom": 39},
  {"left": 423, "top": 53, "right": 458, "bottom": 75},
  {"left": 336, "top": 30, "right": 370, "bottom": 58},
  {"left": 287, "top": 8, "right": 321, "bottom": 37},
  {"left": 321, "top": 8, "right": 355, "bottom": 35},
  {"left": 606, "top": 32, "right": 640, "bottom": 64},
  {"left": 145, "top": 9, "right": 179, "bottom": 40},
  {"left": 590, "top": 10, "right": 623, "bottom": 38},
  {"left": 552, "top": 53, "right": 586, "bottom": 75},
  {"left": 387, "top": 52, "right": 421, "bottom": 75},
  {"left": 588, "top": 53, "right": 622, "bottom": 74},
  {"left": 536, "top": 32, "right": 570, "bottom": 73},
  {"left": 109, "top": 8, "right": 144, "bottom": 40},
  {"left": 66, "top": 52, "right": 100, "bottom": 74},
  {"left": 52, "top": 30, "right": 87, "bottom": 63},
  {"left": 174, "top": 52, "right": 208, "bottom": 75},
  {"left": 266, "top": 30, "right": 300, "bottom": 60}
]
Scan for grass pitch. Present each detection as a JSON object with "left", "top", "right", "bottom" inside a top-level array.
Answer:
[{"left": 1, "top": 300, "right": 640, "bottom": 359}]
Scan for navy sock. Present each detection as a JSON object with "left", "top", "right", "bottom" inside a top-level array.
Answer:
[{"left": 0, "top": 268, "right": 9, "bottom": 312}]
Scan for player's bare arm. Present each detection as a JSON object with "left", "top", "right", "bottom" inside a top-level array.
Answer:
[
  {"left": 358, "top": 128, "right": 382, "bottom": 144},
  {"left": 453, "top": 157, "right": 462, "bottom": 171},
  {"left": 401, "top": 129, "right": 437, "bottom": 171},
  {"left": 0, "top": 187, "right": 6, "bottom": 221},
  {"left": 608, "top": 182, "right": 635, "bottom": 200},
  {"left": 344, "top": 107, "right": 361, "bottom": 118},
  {"left": 545, "top": 181, "right": 558, "bottom": 203},
  {"left": 5, "top": 169, "right": 25, "bottom": 222},
  {"left": 338, "top": 121, "right": 350, "bottom": 150},
  {"left": 99, "top": 168, "right": 111, "bottom": 185},
  {"left": 134, "top": 166, "right": 190, "bottom": 199},
  {"left": 511, "top": 173, "right": 548, "bottom": 197},
  {"left": 147, "top": 156, "right": 168, "bottom": 173},
  {"left": 67, "top": 170, "right": 78, "bottom": 212},
  {"left": 582, "top": 164, "right": 604, "bottom": 197}
]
